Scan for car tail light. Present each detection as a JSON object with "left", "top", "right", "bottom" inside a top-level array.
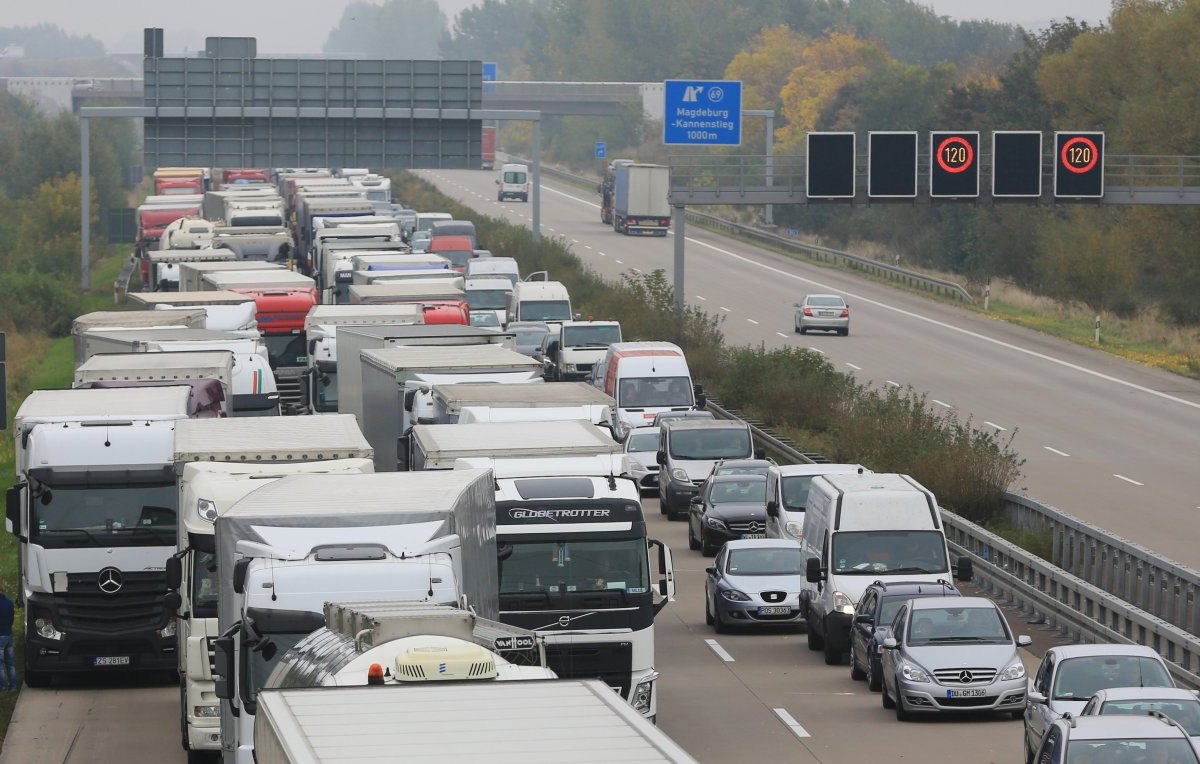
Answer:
[
  {"left": 840, "top": 308, "right": 849, "bottom": 317},
  {"left": 802, "top": 307, "right": 813, "bottom": 316}
]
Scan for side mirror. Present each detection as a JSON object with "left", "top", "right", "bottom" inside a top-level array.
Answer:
[
  {"left": 1027, "top": 689, "right": 1048, "bottom": 705},
  {"left": 232, "top": 558, "right": 251, "bottom": 595},
  {"left": 6, "top": 484, "right": 23, "bottom": 538},
  {"left": 497, "top": 543, "right": 513, "bottom": 562},
  {"left": 793, "top": 302, "right": 801, "bottom": 308},
  {"left": 766, "top": 500, "right": 779, "bottom": 517},
  {"left": 165, "top": 555, "right": 183, "bottom": 591},
  {"left": 403, "top": 388, "right": 418, "bottom": 413},
  {"left": 689, "top": 496, "right": 702, "bottom": 505},
  {"left": 882, "top": 637, "right": 898, "bottom": 650},
  {"left": 855, "top": 614, "right": 874, "bottom": 625},
  {"left": 213, "top": 633, "right": 235, "bottom": 701},
  {"left": 161, "top": 591, "right": 182, "bottom": 618},
  {"left": 954, "top": 555, "right": 974, "bottom": 582},
  {"left": 495, "top": 178, "right": 500, "bottom": 185},
  {"left": 1017, "top": 635, "right": 1033, "bottom": 647},
  {"left": 656, "top": 451, "right": 666, "bottom": 466},
  {"left": 806, "top": 556, "right": 825, "bottom": 584},
  {"left": 754, "top": 448, "right": 766, "bottom": 460},
  {"left": 648, "top": 539, "right": 675, "bottom": 611},
  {"left": 704, "top": 567, "right": 717, "bottom": 577}
]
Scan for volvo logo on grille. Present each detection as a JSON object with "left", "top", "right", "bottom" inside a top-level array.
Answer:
[
  {"left": 97, "top": 567, "right": 124, "bottom": 594},
  {"left": 958, "top": 670, "right": 974, "bottom": 684},
  {"left": 558, "top": 616, "right": 572, "bottom": 627}
]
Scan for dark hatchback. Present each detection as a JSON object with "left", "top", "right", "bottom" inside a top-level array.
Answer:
[{"left": 849, "top": 579, "right": 960, "bottom": 691}]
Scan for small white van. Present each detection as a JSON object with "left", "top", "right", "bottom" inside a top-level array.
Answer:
[
  {"left": 799, "top": 473, "right": 972, "bottom": 666},
  {"left": 507, "top": 277, "right": 572, "bottom": 325},
  {"left": 597, "top": 341, "right": 702, "bottom": 435},
  {"left": 764, "top": 463, "right": 870, "bottom": 542},
  {"left": 496, "top": 163, "right": 530, "bottom": 202}
]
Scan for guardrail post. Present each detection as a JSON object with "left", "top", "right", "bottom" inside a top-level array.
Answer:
[{"left": 673, "top": 204, "right": 686, "bottom": 312}]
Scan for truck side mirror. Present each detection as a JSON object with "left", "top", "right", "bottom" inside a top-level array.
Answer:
[
  {"left": 213, "top": 633, "right": 235, "bottom": 701},
  {"left": 693, "top": 384, "right": 706, "bottom": 409},
  {"left": 806, "top": 556, "right": 826, "bottom": 584},
  {"left": 165, "top": 554, "right": 183, "bottom": 591},
  {"left": 403, "top": 388, "right": 418, "bottom": 413},
  {"left": 161, "top": 591, "right": 182, "bottom": 618},
  {"left": 766, "top": 500, "right": 779, "bottom": 517},
  {"left": 233, "top": 559, "right": 251, "bottom": 595},
  {"left": 954, "top": 555, "right": 974, "bottom": 582},
  {"left": 6, "top": 485, "right": 23, "bottom": 538},
  {"left": 648, "top": 538, "right": 675, "bottom": 612}
]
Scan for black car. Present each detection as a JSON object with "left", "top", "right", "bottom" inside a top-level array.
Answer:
[
  {"left": 848, "top": 579, "right": 959, "bottom": 691},
  {"left": 687, "top": 474, "right": 769, "bottom": 556}
]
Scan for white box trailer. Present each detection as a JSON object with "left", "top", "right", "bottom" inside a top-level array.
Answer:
[
  {"left": 201, "top": 270, "right": 316, "bottom": 292},
  {"left": 431, "top": 381, "right": 616, "bottom": 424},
  {"left": 71, "top": 309, "right": 207, "bottom": 366},
  {"left": 348, "top": 282, "right": 463, "bottom": 305},
  {"left": 127, "top": 290, "right": 259, "bottom": 332},
  {"left": 411, "top": 420, "right": 620, "bottom": 471},
  {"left": 253, "top": 679, "right": 698, "bottom": 764},
  {"left": 74, "top": 350, "right": 235, "bottom": 416},
  {"left": 336, "top": 324, "right": 516, "bottom": 425},
  {"left": 360, "top": 345, "right": 543, "bottom": 471},
  {"left": 351, "top": 270, "right": 464, "bottom": 287},
  {"left": 179, "top": 260, "right": 286, "bottom": 292},
  {"left": 146, "top": 247, "right": 237, "bottom": 292}
]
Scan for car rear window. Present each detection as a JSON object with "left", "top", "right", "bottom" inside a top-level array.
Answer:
[{"left": 808, "top": 296, "right": 845, "bottom": 307}]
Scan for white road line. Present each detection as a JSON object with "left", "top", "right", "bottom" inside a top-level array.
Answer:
[
  {"left": 615, "top": 259, "right": 624, "bottom": 264},
  {"left": 584, "top": 245, "right": 593, "bottom": 249},
  {"left": 984, "top": 421, "right": 1007, "bottom": 431},
  {"left": 696, "top": 295, "right": 707, "bottom": 301},
  {"left": 599, "top": 252, "right": 608, "bottom": 257},
  {"left": 808, "top": 347, "right": 825, "bottom": 354},
  {"left": 773, "top": 708, "right": 811, "bottom": 739},
  {"left": 720, "top": 306, "right": 731, "bottom": 312},
  {"left": 1114, "top": 474, "right": 1145, "bottom": 486},
  {"left": 886, "top": 380, "right": 900, "bottom": 388},
  {"left": 704, "top": 639, "right": 735, "bottom": 662},
  {"left": 932, "top": 399, "right": 951, "bottom": 408},
  {"left": 776, "top": 332, "right": 789, "bottom": 339},
  {"left": 631, "top": 267, "right": 642, "bottom": 274},
  {"left": 846, "top": 363, "right": 862, "bottom": 370},
  {"left": 747, "top": 318, "right": 760, "bottom": 325},
  {"left": 571, "top": 239, "right": 580, "bottom": 244},
  {"left": 1044, "top": 446, "right": 1071, "bottom": 457}
]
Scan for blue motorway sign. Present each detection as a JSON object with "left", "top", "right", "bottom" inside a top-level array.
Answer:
[
  {"left": 482, "top": 62, "right": 497, "bottom": 81},
  {"left": 595, "top": 141, "right": 607, "bottom": 159},
  {"left": 663, "top": 80, "right": 742, "bottom": 146}
]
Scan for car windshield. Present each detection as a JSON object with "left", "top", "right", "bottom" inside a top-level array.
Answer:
[
  {"left": 499, "top": 539, "right": 650, "bottom": 597},
  {"left": 906, "top": 606, "right": 1009, "bottom": 646},
  {"left": 709, "top": 479, "right": 767, "bottom": 505},
  {"left": 519, "top": 300, "right": 572, "bottom": 321},
  {"left": 1053, "top": 656, "right": 1175, "bottom": 701},
  {"left": 513, "top": 327, "right": 550, "bottom": 347},
  {"left": 807, "top": 296, "right": 845, "bottom": 308},
  {"left": 667, "top": 428, "right": 751, "bottom": 459},
  {"left": 1066, "top": 739, "right": 1198, "bottom": 764},
  {"left": 621, "top": 377, "right": 693, "bottom": 408},
  {"left": 563, "top": 325, "right": 621, "bottom": 348},
  {"left": 1098, "top": 699, "right": 1200, "bottom": 735},
  {"left": 469, "top": 312, "right": 500, "bottom": 327},
  {"left": 467, "top": 289, "right": 509, "bottom": 310},
  {"left": 830, "top": 530, "right": 949, "bottom": 575},
  {"left": 31, "top": 483, "right": 177, "bottom": 548},
  {"left": 781, "top": 475, "right": 815, "bottom": 511},
  {"left": 625, "top": 432, "right": 659, "bottom": 452},
  {"left": 727, "top": 547, "right": 803, "bottom": 575}
]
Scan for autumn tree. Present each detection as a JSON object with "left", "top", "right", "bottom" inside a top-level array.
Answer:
[{"left": 724, "top": 25, "right": 808, "bottom": 111}]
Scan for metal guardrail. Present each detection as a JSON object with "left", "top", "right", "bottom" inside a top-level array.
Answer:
[
  {"left": 512, "top": 155, "right": 974, "bottom": 303},
  {"left": 705, "top": 397, "right": 1200, "bottom": 689}
]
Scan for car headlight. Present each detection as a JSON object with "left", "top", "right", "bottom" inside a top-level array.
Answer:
[
  {"left": 705, "top": 516, "right": 728, "bottom": 531},
  {"left": 193, "top": 704, "right": 221, "bottom": 718},
  {"left": 157, "top": 617, "right": 177, "bottom": 639},
  {"left": 563, "top": 363, "right": 577, "bottom": 372},
  {"left": 197, "top": 498, "right": 218, "bottom": 522},
  {"left": 670, "top": 468, "right": 691, "bottom": 483},
  {"left": 631, "top": 678, "right": 655, "bottom": 713},
  {"left": 833, "top": 591, "right": 855, "bottom": 615},
  {"left": 901, "top": 663, "right": 930, "bottom": 683},
  {"left": 720, "top": 589, "right": 751, "bottom": 602},
  {"left": 784, "top": 521, "right": 803, "bottom": 538},
  {"left": 999, "top": 662, "right": 1026, "bottom": 681},
  {"left": 34, "top": 617, "right": 64, "bottom": 641}
]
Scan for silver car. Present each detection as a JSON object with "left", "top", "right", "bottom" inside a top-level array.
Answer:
[
  {"left": 794, "top": 294, "right": 850, "bottom": 336},
  {"left": 704, "top": 539, "right": 804, "bottom": 633},
  {"left": 1080, "top": 687, "right": 1200, "bottom": 740},
  {"left": 880, "top": 595, "right": 1032, "bottom": 720},
  {"left": 623, "top": 426, "right": 660, "bottom": 494}
]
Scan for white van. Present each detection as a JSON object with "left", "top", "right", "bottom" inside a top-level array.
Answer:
[
  {"left": 465, "top": 277, "right": 514, "bottom": 326},
  {"left": 765, "top": 463, "right": 871, "bottom": 542},
  {"left": 466, "top": 256, "right": 520, "bottom": 287},
  {"left": 799, "top": 473, "right": 972, "bottom": 665},
  {"left": 497, "top": 163, "right": 530, "bottom": 202},
  {"left": 597, "top": 341, "right": 702, "bottom": 435},
  {"left": 507, "top": 278, "right": 572, "bottom": 325}
]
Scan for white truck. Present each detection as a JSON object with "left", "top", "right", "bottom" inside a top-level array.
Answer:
[
  {"left": 128, "top": 290, "right": 259, "bottom": 333},
  {"left": 166, "top": 416, "right": 374, "bottom": 760},
  {"left": 77, "top": 328, "right": 280, "bottom": 417},
  {"left": 359, "top": 345, "right": 544, "bottom": 471},
  {"left": 265, "top": 601, "right": 555, "bottom": 690},
  {"left": 430, "top": 381, "right": 616, "bottom": 428},
  {"left": 72, "top": 309, "right": 207, "bottom": 366},
  {"left": 410, "top": 420, "right": 620, "bottom": 471},
  {"left": 454, "top": 454, "right": 674, "bottom": 720},
  {"left": 253, "top": 679, "right": 698, "bottom": 764},
  {"left": 74, "top": 350, "right": 235, "bottom": 418},
  {"left": 541, "top": 320, "right": 624, "bottom": 382},
  {"left": 300, "top": 304, "right": 425, "bottom": 415},
  {"left": 149, "top": 246, "right": 234, "bottom": 292},
  {"left": 336, "top": 324, "right": 516, "bottom": 426},
  {"left": 179, "top": 261, "right": 286, "bottom": 293},
  {"left": 612, "top": 163, "right": 671, "bottom": 236},
  {"left": 347, "top": 281, "right": 464, "bottom": 306},
  {"left": 6, "top": 387, "right": 192, "bottom": 687},
  {"left": 211, "top": 470, "right": 498, "bottom": 764}
]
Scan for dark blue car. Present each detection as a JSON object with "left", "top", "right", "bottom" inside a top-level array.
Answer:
[{"left": 849, "top": 579, "right": 959, "bottom": 691}]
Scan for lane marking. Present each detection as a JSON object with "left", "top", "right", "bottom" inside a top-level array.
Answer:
[
  {"left": 1044, "top": 446, "right": 1071, "bottom": 457},
  {"left": 984, "top": 421, "right": 1007, "bottom": 431},
  {"left": 704, "top": 639, "right": 735, "bottom": 662},
  {"left": 615, "top": 259, "right": 624, "bottom": 264},
  {"left": 631, "top": 267, "right": 642, "bottom": 274},
  {"left": 720, "top": 306, "right": 731, "bottom": 312},
  {"left": 932, "top": 399, "right": 951, "bottom": 408},
  {"left": 584, "top": 245, "right": 592, "bottom": 250},
  {"left": 773, "top": 708, "right": 811, "bottom": 739},
  {"left": 571, "top": 239, "right": 580, "bottom": 244},
  {"left": 696, "top": 295, "right": 707, "bottom": 301},
  {"left": 808, "top": 347, "right": 825, "bottom": 354},
  {"left": 597, "top": 252, "right": 608, "bottom": 257},
  {"left": 747, "top": 318, "right": 760, "bottom": 325},
  {"left": 846, "top": 363, "right": 862, "bottom": 370},
  {"left": 776, "top": 332, "right": 789, "bottom": 338},
  {"left": 886, "top": 380, "right": 900, "bottom": 388},
  {"left": 1114, "top": 474, "right": 1144, "bottom": 486}
]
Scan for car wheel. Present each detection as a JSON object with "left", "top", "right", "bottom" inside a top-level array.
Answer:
[
  {"left": 894, "top": 686, "right": 912, "bottom": 721},
  {"left": 867, "top": 657, "right": 883, "bottom": 692},
  {"left": 793, "top": 323, "right": 801, "bottom": 333},
  {"left": 881, "top": 680, "right": 896, "bottom": 709},
  {"left": 688, "top": 520, "right": 700, "bottom": 551},
  {"left": 798, "top": 326, "right": 807, "bottom": 335},
  {"left": 806, "top": 613, "right": 824, "bottom": 651},
  {"left": 712, "top": 597, "right": 729, "bottom": 634},
  {"left": 700, "top": 528, "right": 717, "bottom": 557},
  {"left": 823, "top": 636, "right": 841, "bottom": 666},
  {"left": 850, "top": 647, "right": 866, "bottom": 681},
  {"left": 841, "top": 328, "right": 850, "bottom": 337},
  {"left": 1010, "top": 709, "right": 1024, "bottom": 721},
  {"left": 705, "top": 593, "right": 714, "bottom": 626},
  {"left": 1024, "top": 740, "right": 1036, "bottom": 764}
]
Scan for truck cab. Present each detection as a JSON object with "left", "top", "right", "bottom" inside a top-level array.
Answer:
[{"left": 541, "top": 320, "right": 622, "bottom": 381}]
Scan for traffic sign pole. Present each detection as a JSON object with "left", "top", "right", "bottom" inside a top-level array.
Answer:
[{"left": 673, "top": 205, "right": 686, "bottom": 312}]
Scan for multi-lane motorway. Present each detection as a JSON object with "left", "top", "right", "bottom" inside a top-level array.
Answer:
[
  {"left": 420, "top": 168, "right": 1200, "bottom": 569},
  {"left": 2, "top": 498, "right": 1055, "bottom": 764}
]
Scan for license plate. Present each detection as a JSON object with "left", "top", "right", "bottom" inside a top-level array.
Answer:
[
  {"left": 741, "top": 533, "right": 766, "bottom": 539},
  {"left": 821, "top": 311, "right": 838, "bottom": 316},
  {"left": 757, "top": 606, "right": 791, "bottom": 616},
  {"left": 93, "top": 656, "right": 131, "bottom": 667},
  {"left": 946, "top": 688, "right": 986, "bottom": 698}
]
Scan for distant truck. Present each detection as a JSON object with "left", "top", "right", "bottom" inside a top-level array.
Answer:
[
  {"left": 481, "top": 125, "right": 497, "bottom": 170},
  {"left": 600, "top": 158, "right": 635, "bottom": 225},
  {"left": 541, "top": 319, "right": 623, "bottom": 381},
  {"left": 127, "top": 290, "right": 259, "bottom": 333},
  {"left": 153, "top": 167, "right": 208, "bottom": 196},
  {"left": 612, "top": 163, "right": 670, "bottom": 236},
  {"left": 74, "top": 349, "right": 235, "bottom": 417},
  {"left": 410, "top": 420, "right": 620, "bottom": 471}
]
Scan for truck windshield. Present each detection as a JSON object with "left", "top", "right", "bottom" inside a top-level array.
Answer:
[
  {"left": 192, "top": 551, "right": 219, "bottom": 618},
  {"left": 439, "top": 250, "right": 472, "bottom": 269},
  {"left": 520, "top": 301, "right": 572, "bottom": 321},
  {"left": 620, "top": 377, "right": 693, "bottom": 408},
  {"left": 499, "top": 539, "right": 650, "bottom": 598},
  {"left": 563, "top": 325, "right": 621, "bottom": 348},
  {"left": 467, "top": 289, "right": 509, "bottom": 310},
  {"left": 32, "top": 483, "right": 177, "bottom": 548},
  {"left": 831, "top": 530, "right": 949, "bottom": 575},
  {"left": 262, "top": 333, "right": 307, "bottom": 368},
  {"left": 667, "top": 428, "right": 751, "bottom": 459}
]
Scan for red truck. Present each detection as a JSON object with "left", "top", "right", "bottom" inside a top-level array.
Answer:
[
  {"left": 229, "top": 286, "right": 318, "bottom": 412},
  {"left": 481, "top": 126, "right": 496, "bottom": 170},
  {"left": 136, "top": 201, "right": 202, "bottom": 286},
  {"left": 220, "top": 168, "right": 271, "bottom": 185}
]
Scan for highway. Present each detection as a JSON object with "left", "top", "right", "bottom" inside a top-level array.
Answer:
[
  {"left": 0, "top": 497, "right": 1053, "bottom": 764},
  {"left": 419, "top": 168, "right": 1200, "bottom": 570}
]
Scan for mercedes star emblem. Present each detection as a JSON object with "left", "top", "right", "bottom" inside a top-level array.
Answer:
[
  {"left": 97, "top": 567, "right": 124, "bottom": 594},
  {"left": 958, "top": 670, "right": 974, "bottom": 684}
]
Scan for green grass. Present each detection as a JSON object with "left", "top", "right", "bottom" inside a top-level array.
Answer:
[{"left": 981, "top": 521, "right": 1055, "bottom": 563}]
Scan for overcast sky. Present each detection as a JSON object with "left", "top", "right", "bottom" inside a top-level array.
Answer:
[{"left": 8, "top": 0, "right": 1115, "bottom": 55}]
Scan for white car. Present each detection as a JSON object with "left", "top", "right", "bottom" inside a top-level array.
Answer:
[{"left": 622, "top": 426, "right": 660, "bottom": 494}]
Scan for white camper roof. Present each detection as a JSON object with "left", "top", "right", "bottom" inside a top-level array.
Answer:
[
  {"left": 128, "top": 291, "right": 254, "bottom": 306},
  {"left": 15, "top": 386, "right": 192, "bottom": 422},
  {"left": 174, "top": 414, "right": 372, "bottom": 463}
]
